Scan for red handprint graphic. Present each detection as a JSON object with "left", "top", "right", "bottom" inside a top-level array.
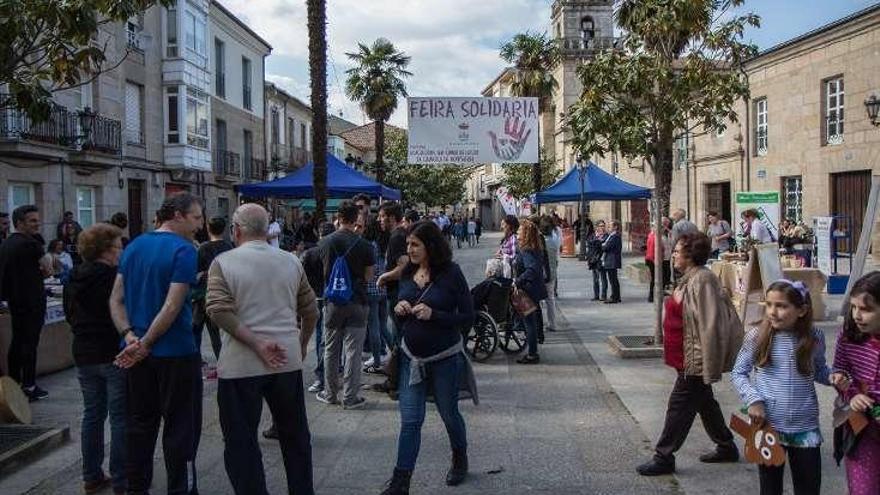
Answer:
[{"left": 488, "top": 116, "right": 532, "bottom": 161}]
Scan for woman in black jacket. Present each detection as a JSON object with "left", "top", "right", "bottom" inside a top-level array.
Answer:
[
  {"left": 382, "top": 221, "right": 476, "bottom": 494},
  {"left": 63, "top": 224, "right": 127, "bottom": 495},
  {"left": 514, "top": 219, "right": 549, "bottom": 364},
  {"left": 587, "top": 220, "right": 608, "bottom": 301}
]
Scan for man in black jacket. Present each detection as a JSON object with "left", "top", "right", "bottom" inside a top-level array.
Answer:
[
  {"left": 0, "top": 205, "right": 51, "bottom": 400},
  {"left": 602, "top": 220, "right": 623, "bottom": 304}
]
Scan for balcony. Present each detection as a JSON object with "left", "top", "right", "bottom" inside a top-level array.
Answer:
[
  {"left": 214, "top": 149, "right": 241, "bottom": 181},
  {"left": 558, "top": 36, "right": 620, "bottom": 57},
  {"left": 243, "top": 156, "right": 265, "bottom": 181},
  {"left": 0, "top": 102, "right": 122, "bottom": 165}
]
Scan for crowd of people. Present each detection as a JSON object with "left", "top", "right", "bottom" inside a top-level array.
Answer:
[{"left": 0, "top": 198, "right": 878, "bottom": 495}]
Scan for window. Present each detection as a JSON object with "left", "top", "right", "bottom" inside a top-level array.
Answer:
[
  {"left": 8, "top": 183, "right": 35, "bottom": 217},
  {"left": 242, "top": 57, "right": 252, "bottom": 110},
  {"left": 214, "top": 39, "right": 225, "bottom": 98},
  {"left": 71, "top": 80, "right": 93, "bottom": 111},
  {"left": 125, "top": 82, "right": 144, "bottom": 144},
  {"left": 186, "top": 87, "right": 208, "bottom": 148},
  {"left": 166, "top": 86, "right": 179, "bottom": 144},
  {"left": 755, "top": 98, "right": 768, "bottom": 156},
  {"left": 825, "top": 76, "right": 844, "bottom": 145},
  {"left": 288, "top": 117, "right": 296, "bottom": 148},
  {"left": 782, "top": 176, "right": 803, "bottom": 224},
  {"left": 300, "top": 122, "right": 307, "bottom": 150},
  {"left": 217, "top": 197, "right": 230, "bottom": 220},
  {"left": 243, "top": 129, "right": 253, "bottom": 176},
  {"left": 215, "top": 119, "right": 227, "bottom": 151},
  {"left": 184, "top": 10, "right": 206, "bottom": 57},
  {"left": 166, "top": 5, "right": 178, "bottom": 57},
  {"left": 126, "top": 15, "right": 142, "bottom": 50},
  {"left": 674, "top": 131, "right": 689, "bottom": 169},
  {"left": 271, "top": 109, "right": 280, "bottom": 145},
  {"left": 76, "top": 187, "right": 96, "bottom": 228},
  {"left": 581, "top": 16, "right": 595, "bottom": 40}
]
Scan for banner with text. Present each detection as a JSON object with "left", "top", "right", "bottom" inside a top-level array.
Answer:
[
  {"left": 735, "top": 191, "right": 781, "bottom": 241},
  {"left": 407, "top": 97, "right": 539, "bottom": 165}
]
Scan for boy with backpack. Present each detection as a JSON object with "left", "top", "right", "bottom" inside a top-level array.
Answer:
[{"left": 316, "top": 202, "right": 375, "bottom": 409}]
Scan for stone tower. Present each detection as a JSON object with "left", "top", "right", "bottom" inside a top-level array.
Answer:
[{"left": 547, "top": 0, "right": 615, "bottom": 170}]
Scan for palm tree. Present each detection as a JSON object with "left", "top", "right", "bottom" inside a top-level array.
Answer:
[
  {"left": 499, "top": 32, "right": 560, "bottom": 194},
  {"left": 344, "top": 38, "right": 412, "bottom": 185},
  {"left": 307, "top": 0, "right": 328, "bottom": 220}
]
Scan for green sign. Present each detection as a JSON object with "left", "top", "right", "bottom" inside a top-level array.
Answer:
[{"left": 735, "top": 191, "right": 780, "bottom": 204}]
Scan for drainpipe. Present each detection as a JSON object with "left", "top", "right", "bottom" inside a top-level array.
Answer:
[{"left": 744, "top": 79, "right": 752, "bottom": 191}]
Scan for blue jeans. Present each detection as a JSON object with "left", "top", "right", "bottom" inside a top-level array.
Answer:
[
  {"left": 368, "top": 294, "right": 393, "bottom": 365},
  {"left": 522, "top": 312, "right": 540, "bottom": 357},
  {"left": 313, "top": 299, "right": 325, "bottom": 383},
  {"left": 77, "top": 363, "right": 127, "bottom": 491},
  {"left": 396, "top": 353, "right": 467, "bottom": 471}
]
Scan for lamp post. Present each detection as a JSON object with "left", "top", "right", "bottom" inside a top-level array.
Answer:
[
  {"left": 865, "top": 94, "right": 880, "bottom": 127},
  {"left": 577, "top": 157, "right": 589, "bottom": 261}
]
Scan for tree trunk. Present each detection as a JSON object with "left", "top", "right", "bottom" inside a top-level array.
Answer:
[
  {"left": 652, "top": 133, "right": 675, "bottom": 218},
  {"left": 375, "top": 119, "right": 385, "bottom": 185},
  {"left": 531, "top": 162, "right": 542, "bottom": 196},
  {"left": 308, "top": 0, "right": 328, "bottom": 220}
]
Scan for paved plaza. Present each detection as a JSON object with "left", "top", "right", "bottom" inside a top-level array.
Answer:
[{"left": 1, "top": 232, "right": 852, "bottom": 494}]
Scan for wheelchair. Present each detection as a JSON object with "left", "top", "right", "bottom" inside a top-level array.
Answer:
[{"left": 463, "top": 279, "right": 527, "bottom": 362}]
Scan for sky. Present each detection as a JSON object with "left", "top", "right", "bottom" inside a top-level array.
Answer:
[{"left": 220, "top": 0, "right": 879, "bottom": 129}]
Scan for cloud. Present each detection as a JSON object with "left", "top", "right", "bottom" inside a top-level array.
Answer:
[{"left": 218, "top": 0, "right": 552, "bottom": 127}]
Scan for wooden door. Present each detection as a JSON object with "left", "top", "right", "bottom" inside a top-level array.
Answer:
[
  {"left": 832, "top": 170, "right": 871, "bottom": 253},
  {"left": 705, "top": 182, "right": 732, "bottom": 224},
  {"left": 127, "top": 179, "right": 144, "bottom": 239}
]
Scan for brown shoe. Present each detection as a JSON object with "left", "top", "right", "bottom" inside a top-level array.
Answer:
[{"left": 83, "top": 474, "right": 110, "bottom": 494}]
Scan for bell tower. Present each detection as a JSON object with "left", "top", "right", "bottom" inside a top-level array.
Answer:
[{"left": 548, "top": 1, "right": 615, "bottom": 169}]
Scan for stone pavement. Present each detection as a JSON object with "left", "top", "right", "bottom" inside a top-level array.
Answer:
[{"left": 2, "top": 232, "right": 679, "bottom": 495}]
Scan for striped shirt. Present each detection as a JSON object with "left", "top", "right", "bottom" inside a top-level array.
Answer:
[
  {"left": 731, "top": 327, "right": 832, "bottom": 434},
  {"left": 832, "top": 331, "right": 880, "bottom": 403}
]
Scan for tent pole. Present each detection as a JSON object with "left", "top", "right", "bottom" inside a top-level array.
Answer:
[{"left": 653, "top": 196, "right": 664, "bottom": 345}]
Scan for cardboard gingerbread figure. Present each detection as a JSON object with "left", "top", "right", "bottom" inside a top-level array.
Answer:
[{"left": 730, "top": 414, "right": 786, "bottom": 466}]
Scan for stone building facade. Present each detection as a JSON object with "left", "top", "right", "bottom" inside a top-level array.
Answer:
[
  {"left": 265, "top": 82, "right": 312, "bottom": 179},
  {"left": 1, "top": 0, "right": 271, "bottom": 241}
]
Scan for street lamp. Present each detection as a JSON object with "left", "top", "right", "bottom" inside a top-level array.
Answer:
[
  {"left": 865, "top": 94, "right": 880, "bottom": 127},
  {"left": 577, "top": 156, "right": 589, "bottom": 261}
]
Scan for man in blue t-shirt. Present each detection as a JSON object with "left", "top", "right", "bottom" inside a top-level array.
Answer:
[{"left": 110, "top": 192, "right": 203, "bottom": 495}]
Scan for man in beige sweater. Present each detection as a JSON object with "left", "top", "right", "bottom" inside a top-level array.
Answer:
[{"left": 205, "top": 203, "right": 318, "bottom": 495}]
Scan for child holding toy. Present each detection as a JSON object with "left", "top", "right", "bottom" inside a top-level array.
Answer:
[
  {"left": 731, "top": 279, "right": 836, "bottom": 495},
  {"left": 832, "top": 271, "right": 880, "bottom": 495}
]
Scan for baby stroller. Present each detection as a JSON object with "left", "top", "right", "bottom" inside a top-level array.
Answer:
[{"left": 464, "top": 277, "right": 527, "bottom": 362}]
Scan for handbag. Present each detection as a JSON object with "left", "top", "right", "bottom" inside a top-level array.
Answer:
[
  {"left": 382, "top": 281, "right": 435, "bottom": 394},
  {"left": 510, "top": 287, "right": 537, "bottom": 316}
]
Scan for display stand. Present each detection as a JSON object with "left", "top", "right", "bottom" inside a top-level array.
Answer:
[{"left": 736, "top": 243, "right": 783, "bottom": 326}]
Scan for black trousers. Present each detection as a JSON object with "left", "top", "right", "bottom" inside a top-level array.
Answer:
[
  {"left": 193, "top": 301, "right": 222, "bottom": 360},
  {"left": 218, "top": 370, "right": 314, "bottom": 495},
  {"left": 758, "top": 446, "right": 820, "bottom": 495},
  {"left": 605, "top": 269, "right": 620, "bottom": 302},
  {"left": 646, "top": 261, "right": 672, "bottom": 301},
  {"left": 8, "top": 306, "right": 45, "bottom": 387},
  {"left": 126, "top": 355, "right": 201, "bottom": 495},
  {"left": 655, "top": 374, "right": 735, "bottom": 463}
]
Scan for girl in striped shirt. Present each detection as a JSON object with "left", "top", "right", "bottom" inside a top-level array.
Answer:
[
  {"left": 832, "top": 271, "right": 880, "bottom": 495},
  {"left": 731, "top": 280, "right": 836, "bottom": 495}
]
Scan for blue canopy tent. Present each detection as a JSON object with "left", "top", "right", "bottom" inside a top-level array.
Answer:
[
  {"left": 235, "top": 153, "right": 402, "bottom": 200},
  {"left": 533, "top": 161, "right": 651, "bottom": 203}
]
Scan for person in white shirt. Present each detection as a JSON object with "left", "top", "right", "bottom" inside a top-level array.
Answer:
[
  {"left": 742, "top": 209, "right": 774, "bottom": 243},
  {"left": 467, "top": 218, "right": 477, "bottom": 247},
  {"left": 267, "top": 217, "right": 282, "bottom": 249}
]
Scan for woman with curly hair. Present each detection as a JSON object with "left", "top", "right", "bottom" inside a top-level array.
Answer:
[{"left": 513, "top": 218, "right": 548, "bottom": 364}]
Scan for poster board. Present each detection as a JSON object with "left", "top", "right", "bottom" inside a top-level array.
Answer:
[
  {"left": 735, "top": 191, "right": 781, "bottom": 241},
  {"left": 814, "top": 216, "right": 833, "bottom": 275},
  {"left": 407, "top": 97, "right": 539, "bottom": 164}
]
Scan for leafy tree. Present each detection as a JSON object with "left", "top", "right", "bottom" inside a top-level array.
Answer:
[
  {"left": 308, "top": 0, "right": 328, "bottom": 220},
  {"left": 0, "top": 0, "right": 171, "bottom": 120},
  {"left": 499, "top": 31, "right": 560, "bottom": 193},
  {"left": 345, "top": 38, "right": 412, "bottom": 185},
  {"left": 384, "top": 131, "right": 473, "bottom": 209},
  {"left": 500, "top": 149, "right": 561, "bottom": 200},
  {"left": 565, "top": 0, "right": 759, "bottom": 216}
]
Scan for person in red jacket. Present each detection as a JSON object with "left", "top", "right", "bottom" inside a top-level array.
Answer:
[{"left": 646, "top": 216, "right": 672, "bottom": 303}]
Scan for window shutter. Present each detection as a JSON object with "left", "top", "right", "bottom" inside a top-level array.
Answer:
[{"left": 125, "top": 83, "right": 142, "bottom": 142}]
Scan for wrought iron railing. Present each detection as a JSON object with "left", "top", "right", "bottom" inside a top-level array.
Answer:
[
  {"left": 249, "top": 157, "right": 266, "bottom": 180},
  {"left": 558, "top": 36, "right": 620, "bottom": 54},
  {"left": 288, "top": 147, "right": 310, "bottom": 170},
  {"left": 0, "top": 101, "right": 122, "bottom": 154},
  {"left": 214, "top": 149, "right": 241, "bottom": 177}
]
